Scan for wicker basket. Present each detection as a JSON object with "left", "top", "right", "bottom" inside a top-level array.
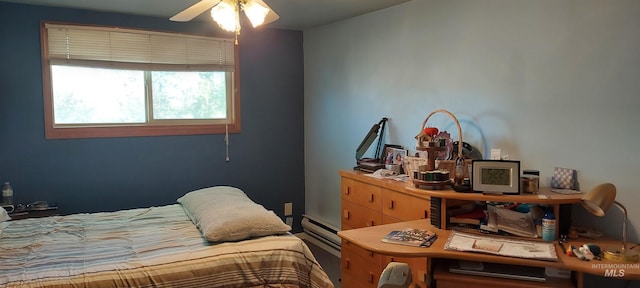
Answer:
[
  {"left": 403, "top": 156, "right": 429, "bottom": 176},
  {"left": 410, "top": 109, "right": 466, "bottom": 188},
  {"left": 436, "top": 159, "right": 473, "bottom": 180}
]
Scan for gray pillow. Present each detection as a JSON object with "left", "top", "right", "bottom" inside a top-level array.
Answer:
[{"left": 177, "top": 186, "right": 291, "bottom": 242}]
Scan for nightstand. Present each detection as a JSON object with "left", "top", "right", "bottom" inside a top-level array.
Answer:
[{"left": 9, "top": 206, "right": 59, "bottom": 220}]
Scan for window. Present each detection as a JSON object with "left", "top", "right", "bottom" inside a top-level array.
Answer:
[{"left": 41, "top": 22, "right": 240, "bottom": 139}]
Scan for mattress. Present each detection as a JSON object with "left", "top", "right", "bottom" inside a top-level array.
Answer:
[{"left": 0, "top": 204, "right": 334, "bottom": 288}]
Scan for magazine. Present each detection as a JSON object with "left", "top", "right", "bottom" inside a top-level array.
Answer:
[{"left": 381, "top": 228, "right": 437, "bottom": 247}]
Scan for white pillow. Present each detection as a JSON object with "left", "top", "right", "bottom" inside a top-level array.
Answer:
[
  {"left": 177, "top": 186, "right": 291, "bottom": 242},
  {"left": 0, "top": 206, "right": 10, "bottom": 237},
  {"left": 0, "top": 206, "right": 10, "bottom": 222}
]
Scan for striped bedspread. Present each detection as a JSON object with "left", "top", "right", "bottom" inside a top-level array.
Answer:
[{"left": 0, "top": 204, "right": 334, "bottom": 288}]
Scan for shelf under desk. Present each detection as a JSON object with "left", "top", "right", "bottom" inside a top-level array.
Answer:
[{"left": 337, "top": 219, "right": 640, "bottom": 287}]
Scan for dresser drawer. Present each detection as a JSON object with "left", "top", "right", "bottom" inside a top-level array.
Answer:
[
  {"left": 342, "top": 200, "right": 382, "bottom": 228},
  {"left": 382, "top": 214, "right": 404, "bottom": 225},
  {"left": 382, "top": 190, "right": 430, "bottom": 221},
  {"left": 342, "top": 245, "right": 382, "bottom": 288},
  {"left": 342, "top": 178, "right": 382, "bottom": 211}
]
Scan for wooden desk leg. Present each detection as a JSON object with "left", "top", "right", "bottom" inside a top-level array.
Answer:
[
  {"left": 425, "top": 257, "right": 433, "bottom": 286},
  {"left": 575, "top": 271, "right": 584, "bottom": 288},
  {"left": 440, "top": 199, "right": 448, "bottom": 230}
]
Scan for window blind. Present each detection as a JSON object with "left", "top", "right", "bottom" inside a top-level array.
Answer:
[{"left": 45, "top": 23, "right": 235, "bottom": 72}]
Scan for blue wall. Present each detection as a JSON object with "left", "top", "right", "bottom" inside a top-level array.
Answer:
[{"left": 0, "top": 2, "right": 305, "bottom": 231}]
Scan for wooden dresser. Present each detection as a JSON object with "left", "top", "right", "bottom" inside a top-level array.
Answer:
[{"left": 340, "top": 170, "right": 430, "bottom": 288}]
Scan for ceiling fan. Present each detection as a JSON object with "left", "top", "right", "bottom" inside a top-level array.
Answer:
[{"left": 170, "top": 0, "right": 279, "bottom": 37}]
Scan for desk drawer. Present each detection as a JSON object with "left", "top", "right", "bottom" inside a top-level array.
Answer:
[
  {"left": 433, "top": 265, "right": 575, "bottom": 288},
  {"left": 383, "top": 256, "right": 428, "bottom": 288},
  {"left": 342, "top": 246, "right": 382, "bottom": 288}
]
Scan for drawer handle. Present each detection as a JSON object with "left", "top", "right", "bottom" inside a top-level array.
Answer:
[
  {"left": 390, "top": 200, "right": 395, "bottom": 210},
  {"left": 369, "top": 272, "right": 374, "bottom": 284},
  {"left": 424, "top": 210, "right": 428, "bottom": 219},
  {"left": 368, "top": 251, "right": 373, "bottom": 257},
  {"left": 369, "top": 194, "right": 374, "bottom": 203},
  {"left": 345, "top": 187, "right": 350, "bottom": 195},
  {"left": 343, "top": 210, "right": 350, "bottom": 220},
  {"left": 345, "top": 259, "right": 350, "bottom": 269},
  {"left": 368, "top": 220, "right": 374, "bottom": 227}
]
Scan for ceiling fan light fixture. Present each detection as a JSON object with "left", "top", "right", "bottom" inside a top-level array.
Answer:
[
  {"left": 242, "top": 0, "right": 270, "bottom": 27},
  {"left": 172, "top": 0, "right": 278, "bottom": 44},
  {"left": 211, "top": 0, "right": 239, "bottom": 32}
]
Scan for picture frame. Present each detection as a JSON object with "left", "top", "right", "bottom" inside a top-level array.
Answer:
[
  {"left": 472, "top": 160, "right": 520, "bottom": 194},
  {"left": 388, "top": 147, "right": 408, "bottom": 165},
  {"left": 382, "top": 144, "right": 403, "bottom": 164}
]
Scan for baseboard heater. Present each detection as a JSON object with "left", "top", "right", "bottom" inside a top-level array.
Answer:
[{"left": 301, "top": 214, "right": 341, "bottom": 254}]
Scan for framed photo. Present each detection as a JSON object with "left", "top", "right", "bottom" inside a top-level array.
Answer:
[
  {"left": 388, "top": 147, "right": 408, "bottom": 165},
  {"left": 382, "top": 144, "right": 402, "bottom": 164},
  {"left": 472, "top": 160, "right": 520, "bottom": 194}
]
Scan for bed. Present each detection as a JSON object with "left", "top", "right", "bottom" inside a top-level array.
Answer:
[{"left": 0, "top": 186, "right": 334, "bottom": 288}]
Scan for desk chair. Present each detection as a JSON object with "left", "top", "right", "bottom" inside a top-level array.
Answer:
[{"left": 378, "top": 262, "right": 412, "bottom": 288}]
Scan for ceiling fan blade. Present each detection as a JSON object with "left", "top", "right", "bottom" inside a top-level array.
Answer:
[
  {"left": 251, "top": 0, "right": 279, "bottom": 24},
  {"left": 170, "top": 0, "right": 221, "bottom": 22}
]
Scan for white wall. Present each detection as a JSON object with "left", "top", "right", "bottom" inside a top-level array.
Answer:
[{"left": 304, "top": 0, "right": 639, "bottom": 257}]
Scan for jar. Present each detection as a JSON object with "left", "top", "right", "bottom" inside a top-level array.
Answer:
[{"left": 521, "top": 169, "right": 539, "bottom": 194}]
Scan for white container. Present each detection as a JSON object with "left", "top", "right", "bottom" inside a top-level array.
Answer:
[
  {"left": 2, "top": 182, "right": 13, "bottom": 205},
  {"left": 542, "top": 208, "right": 556, "bottom": 241}
]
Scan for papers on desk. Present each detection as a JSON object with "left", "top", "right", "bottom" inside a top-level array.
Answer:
[
  {"left": 364, "top": 173, "right": 410, "bottom": 182},
  {"left": 444, "top": 231, "right": 558, "bottom": 261},
  {"left": 483, "top": 206, "right": 538, "bottom": 238}
]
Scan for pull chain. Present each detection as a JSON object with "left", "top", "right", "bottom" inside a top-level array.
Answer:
[{"left": 225, "top": 122, "right": 230, "bottom": 161}]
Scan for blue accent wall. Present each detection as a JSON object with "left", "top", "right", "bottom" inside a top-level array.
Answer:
[{"left": 0, "top": 2, "right": 305, "bottom": 231}]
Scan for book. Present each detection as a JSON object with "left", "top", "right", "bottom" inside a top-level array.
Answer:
[
  {"left": 446, "top": 203, "right": 476, "bottom": 216},
  {"left": 450, "top": 217, "right": 481, "bottom": 225},
  {"left": 449, "top": 207, "right": 486, "bottom": 225},
  {"left": 381, "top": 228, "right": 437, "bottom": 247}
]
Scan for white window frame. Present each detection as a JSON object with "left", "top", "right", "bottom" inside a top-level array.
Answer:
[{"left": 41, "top": 22, "right": 241, "bottom": 139}]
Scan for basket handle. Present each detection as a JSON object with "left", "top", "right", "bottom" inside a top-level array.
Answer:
[{"left": 420, "top": 109, "right": 463, "bottom": 159}]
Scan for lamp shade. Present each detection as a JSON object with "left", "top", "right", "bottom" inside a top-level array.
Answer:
[
  {"left": 581, "top": 183, "right": 616, "bottom": 216},
  {"left": 243, "top": 0, "right": 269, "bottom": 27},
  {"left": 211, "top": 0, "right": 239, "bottom": 32}
]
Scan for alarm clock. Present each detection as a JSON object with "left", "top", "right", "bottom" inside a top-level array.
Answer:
[{"left": 472, "top": 160, "right": 520, "bottom": 194}]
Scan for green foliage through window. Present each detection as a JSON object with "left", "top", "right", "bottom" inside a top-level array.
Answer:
[{"left": 42, "top": 22, "right": 239, "bottom": 139}]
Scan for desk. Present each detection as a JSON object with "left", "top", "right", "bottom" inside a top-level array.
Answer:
[{"left": 338, "top": 219, "right": 640, "bottom": 288}]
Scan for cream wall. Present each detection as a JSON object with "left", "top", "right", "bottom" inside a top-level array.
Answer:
[{"left": 303, "top": 0, "right": 640, "bottom": 260}]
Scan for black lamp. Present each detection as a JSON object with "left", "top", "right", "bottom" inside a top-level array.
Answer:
[{"left": 355, "top": 118, "right": 388, "bottom": 162}]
